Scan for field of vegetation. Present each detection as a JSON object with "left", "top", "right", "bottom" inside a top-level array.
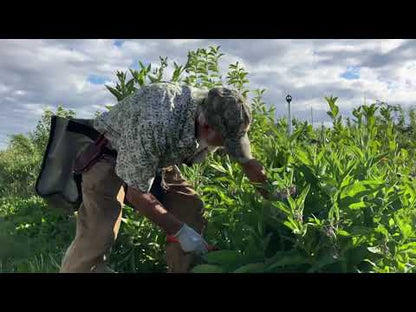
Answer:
[{"left": 1, "top": 46, "right": 415, "bottom": 273}]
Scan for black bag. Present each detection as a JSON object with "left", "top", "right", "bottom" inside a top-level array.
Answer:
[
  {"left": 35, "top": 115, "right": 164, "bottom": 212},
  {"left": 35, "top": 116, "right": 106, "bottom": 212}
]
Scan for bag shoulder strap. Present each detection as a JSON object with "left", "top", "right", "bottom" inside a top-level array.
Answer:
[
  {"left": 67, "top": 119, "right": 102, "bottom": 142},
  {"left": 67, "top": 119, "right": 117, "bottom": 158}
]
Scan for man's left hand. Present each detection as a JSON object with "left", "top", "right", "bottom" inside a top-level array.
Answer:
[
  {"left": 240, "top": 159, "right": 297, "bottom": 201},
  {"left": 240, "top": 159, "right": 267, "bottom": 184},
  {"left": 240, "top": 159, "right": 271, "bottom": 199}
]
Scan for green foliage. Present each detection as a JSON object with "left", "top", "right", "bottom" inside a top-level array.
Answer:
[
  {"left": 105, "top": 70, "right": 136, "bottom": 102},
  {"left": 183, "top": 46, "right": 224, "bottom": 89},
  {"left": 31, "top": 105, "right": 76, "bottom": 152},
  {"left": 104, "top": 45, "right": 226, "bottom": 104},
  {"left": 148, "top": 56, "right": 168, "bottom": 84},
  {"left": 226, "top": 61, "right": 250, "bottom": 99},
  {"left": 109, "top": 205, "right": 167, "bottom": 272},
  {"left": 1, "top": 45, "right": 415, "bottom": 273},
  {"left": 0, "top": 135, "right": 39, "bottom": 198},
  {"left": 0, "top": 196, "right": 75, "bottom": 272},
  {"left": 190, "top": 91, "right": 416, "bottom": 273},
  {"left": 0, "top": 105, "right": 75, "bottom": 199}
]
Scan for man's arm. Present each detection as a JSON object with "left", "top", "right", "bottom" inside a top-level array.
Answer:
[
  {"left": 124, "top": 185, "right": 208, "bottom": 254},
  {"left": 240, "top": 159, "right": 270, "bottom": 199},
  {"left": 125, "top": 186, "right": 183, "bottom": 235}
]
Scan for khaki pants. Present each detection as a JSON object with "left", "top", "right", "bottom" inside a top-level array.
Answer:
[{"left": 60, "top": 154, "right": 206, "bottom": 273}]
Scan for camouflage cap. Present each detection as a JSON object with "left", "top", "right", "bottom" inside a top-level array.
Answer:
[{"left": 199, "top": 87, "right": 253, "bottom": 163}]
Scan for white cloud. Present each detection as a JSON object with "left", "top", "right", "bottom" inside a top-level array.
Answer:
[
  {"left": 169, "top": 39, "right": 204, "bottom": 46},
  {"left": 0, "top": 83, "right": 11, "bottom": 94},
  {"left": 0, "top": 39, "right": 415, "bottom": 150}
]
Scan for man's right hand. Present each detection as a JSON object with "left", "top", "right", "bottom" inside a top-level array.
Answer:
[
  {"left": 174, "top": 224, "right": 208, "bottom": 255},
  {"left": 125, "top": 186, "right": 208, "bottom": 255}
]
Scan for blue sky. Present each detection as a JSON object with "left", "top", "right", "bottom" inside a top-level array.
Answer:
[
  {"left": 87, "top": 74, "right": 110, "bottom": 84},
  {"left": 0, "top": 39, "right": 415, "bottom": 150},
  {"left": 341, "top": 66, "right": 360, "bottom": 80},
  {"left": 114, "top": 40, "right": 124, "bottom": 48}
]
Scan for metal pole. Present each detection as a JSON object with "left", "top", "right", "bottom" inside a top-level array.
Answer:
[
  {"left": 286, "top": 94, "right": 292, "bottom": 135},
  {"left": 311, "top": 105, "right": 314, "bottom": 127}
]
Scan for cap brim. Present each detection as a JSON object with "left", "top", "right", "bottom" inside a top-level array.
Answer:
[{"left": 224, "top": 133, "right": 252, "bottom": 163}]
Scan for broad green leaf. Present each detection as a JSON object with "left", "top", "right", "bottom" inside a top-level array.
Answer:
[
  {"left": 367, "top": 246, "right": 383, "bottom": 255},
  {"left": 265, "top": 250, "right": 309, "bottom": 271},
  {"left": 295, "top": 184, "right": 311, "bottom": 212},
  {"left": 296, "top": 165, "right": 319, "bottom": 185},
  {"left": 191, "top": 264, "right": 224, "bottom": 273},
  {"left": 283, "top": 217, "right": 299, "bottom": 232},
  {"left": 393, "top": 214, "right": 414, "bottom": 240},
  {"left": 308, "top": 253, "right": 341, "bottom": 272},
  {"left": 348, "top": 201, "right": 367, "bottom": 209},
  {"left": 233, "top": 263, "right": 265, "bottom": 273},
  {"left": 350, "top": 226, "right": 374, "bottom": 236},
  {"left": 337, "top": 229, "right": 350, "bottom": 236},
  {"left": 398, "top": 242, "right": 416, "bottom": 254},
  {"left": 339, "top": 180, "right": 385, "bottom": 209},
  {"left": 209, "top": 163, "right": 227, "bottom": 174},
  {"left": 204, "top": 250, "right": 245, "bottom": 266},
  {"left": 105, "top": 85, "right": 123, "bottom": 101}
]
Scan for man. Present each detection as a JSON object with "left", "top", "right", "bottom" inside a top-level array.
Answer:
[{"left": 60, "top": 82, "right": 283, "bottom": 273}]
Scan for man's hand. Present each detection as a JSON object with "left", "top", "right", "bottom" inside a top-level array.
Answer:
[
  {"left": 240, "top": 159, "right": 270, "bottom": 199},
  {"left": 174, "top": 224, "right": 208, "bottom": 255},
  {"left": 240, "top": 159, "right": 296, "bottom": 200},
  {"left": 126, "top": 187, "right": 209, "bottom": 255},
  {"left": 240, "top": 159, "right": 268, "bottom": 184}
]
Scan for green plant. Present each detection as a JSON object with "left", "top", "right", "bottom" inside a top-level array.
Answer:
[{"left": 2, "top": 45, "right": 415, "bottom": 273}]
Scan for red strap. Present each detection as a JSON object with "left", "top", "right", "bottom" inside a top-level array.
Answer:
[
  {"left": 207, "top": 245, "right": 219, "bottom": 251},
  {"left": 166, "top": 235, "right": 180, "bottom": 243}
]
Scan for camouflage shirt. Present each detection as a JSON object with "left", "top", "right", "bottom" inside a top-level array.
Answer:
[{"left": 94, "top": 82, "right": 208, "bottom": 193}]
